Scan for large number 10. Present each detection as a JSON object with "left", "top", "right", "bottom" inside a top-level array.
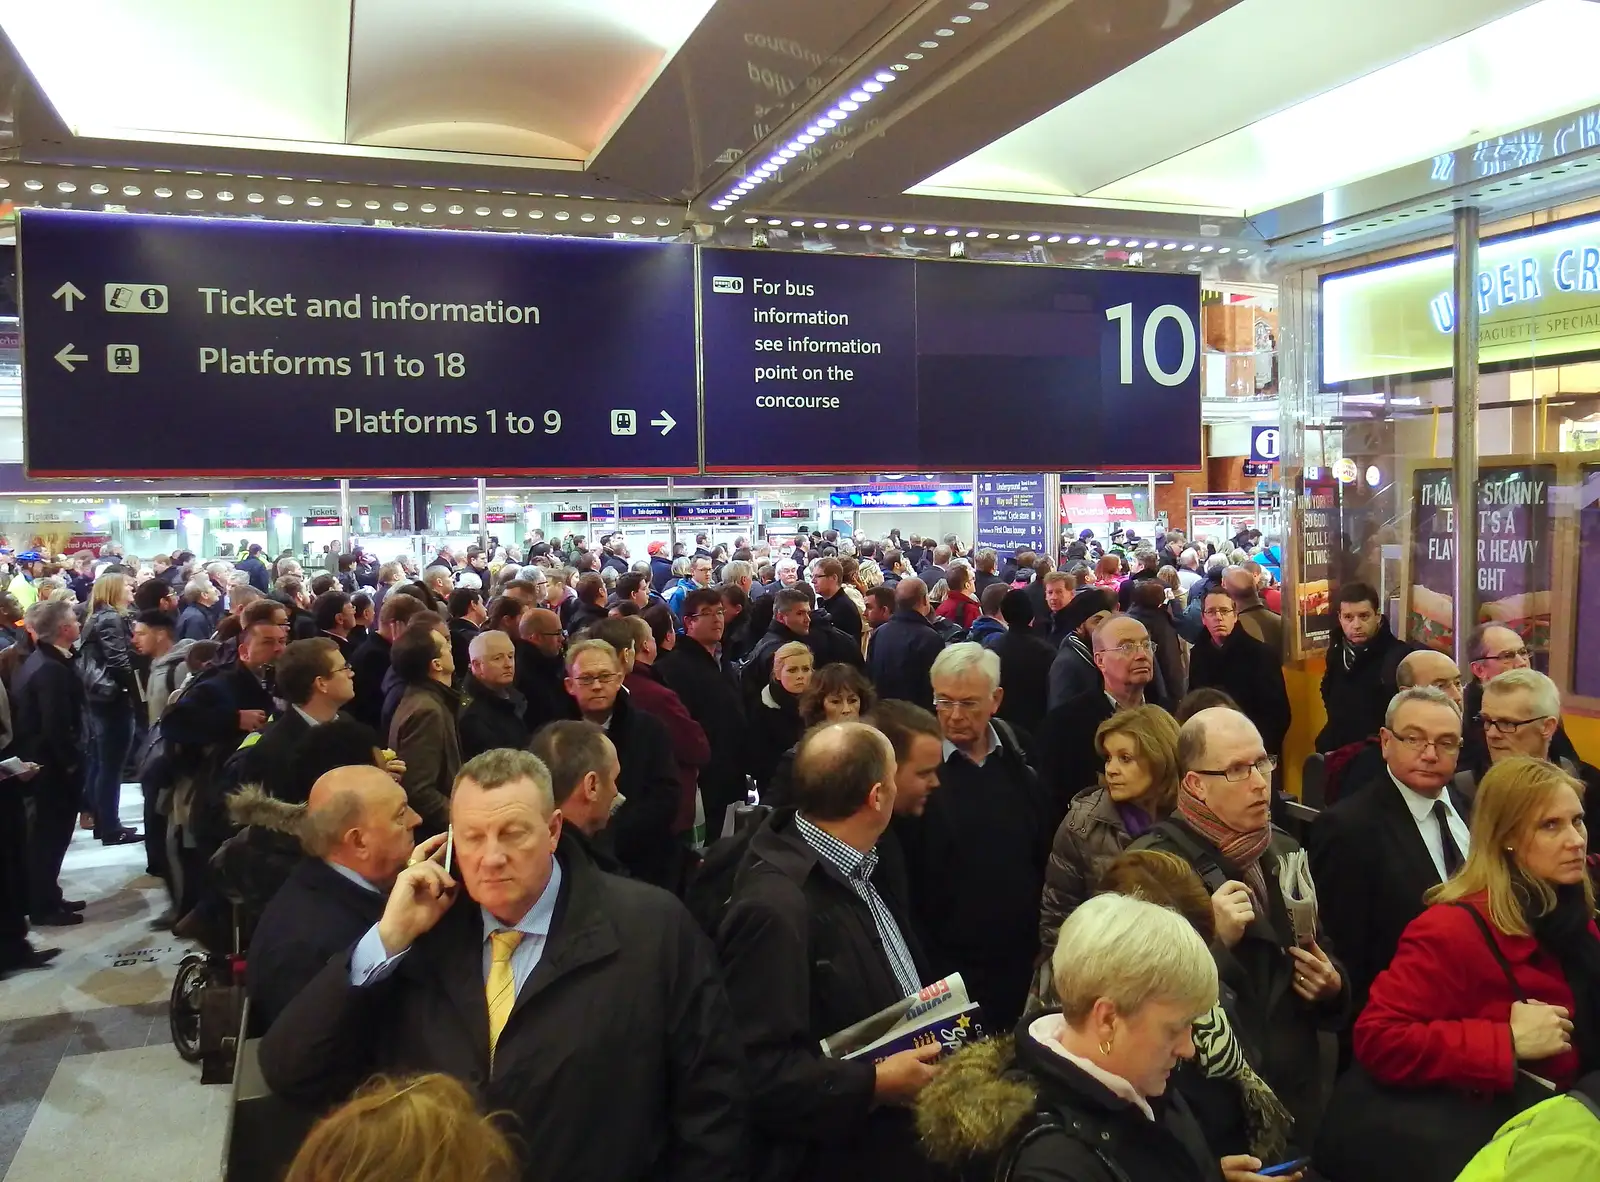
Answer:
[{"left": 1105, "top": 303, "right": 1198, "bottom": 387}]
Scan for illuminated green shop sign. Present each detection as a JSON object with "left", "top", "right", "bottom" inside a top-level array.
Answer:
[{"left": 1322, "top": 214, "right": 1600, "bottom": 384}]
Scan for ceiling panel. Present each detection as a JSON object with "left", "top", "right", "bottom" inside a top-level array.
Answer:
[
  {"left": 345, "top": 0, "right": 718, "bottom": 161},
  {"left": 908, "top": 0, "right": 1541, "bottom": 215}
]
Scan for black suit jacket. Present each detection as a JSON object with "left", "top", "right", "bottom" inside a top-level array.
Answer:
[
  {"left": 226, "top": 708, "right": 315, "bottom": 804},
  {"left": 348, "top": 633, "right": 392, "bottom": 730},
  {"left": 12, "top": 645, "right": 85, "bottom": 798},
  {"left": 260, "top": 842, "right": 747, "bottom": 1182},
  {"left": 658, "top": 639, "right": 748, "bottom": 829},
  {"left": 245, "top": 857, "right": 386, "bottom": 1034},
  {"left": 1308, "top": 770, "right": 1473, "bottom": 1013}
]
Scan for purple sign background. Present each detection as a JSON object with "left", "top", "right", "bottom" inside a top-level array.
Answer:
[
  {"left": 1573, "top": 467, "right": 1600, "bottom": 697},
  {"left": 700, "top": 250, "right": 1201, "bottom": 474},
  {"left": 1408, "top": 466, "right": 1554, "bottom": 654},
  {"left": 1297, "top": 477, "right": 1341, "bottom": 650},
  {"left": 20, "top": 210, "right": 700, "bottom": 477}
]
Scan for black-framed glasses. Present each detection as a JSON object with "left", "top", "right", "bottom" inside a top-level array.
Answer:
[
  {"left": 1192, "top": 755, "right": 1277, "bottom": 782},
  {"left": 1484, "top": 647, "right": 1531, "bottom": 663},
  {"left": 690, "top": 608, "right": 726, "bottom": 620},
  {"left": 1390, "top": 733, "right": 1463, "bottom": 756},
  {"left": 1480, "top": 714, "right": 1549, "bottom": 735},
  {"left": 1201, "top": 607, "right": 1236, "bottom": 619},
  {"left": 573, "top": 672, "right": 622, "bottom": 687}
]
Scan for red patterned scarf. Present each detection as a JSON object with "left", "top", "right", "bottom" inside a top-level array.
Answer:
[{"left": 1177, "top": 780, "right": 1272, "bottom": 906}]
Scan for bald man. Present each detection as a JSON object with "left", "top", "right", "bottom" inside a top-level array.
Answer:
[
  {"left": 245, "top": 764, "right": 421, "bottom": 1033},
  {"left": 1223, "top": 565, "right": 1283, "bottom": 653},
  {"left": 515, "top": 607, "right": 569, "bottom": 728}
]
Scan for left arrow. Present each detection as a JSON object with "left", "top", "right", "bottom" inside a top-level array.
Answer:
[
  {"left": 55, "top": 343, "right": 88, "bottom": 372},
  {"left": 51, "top": 282, "right": 85, "bottom": 311}
]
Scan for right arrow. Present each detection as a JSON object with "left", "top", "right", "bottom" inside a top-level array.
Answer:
[
  {"left": 51, "top": 282, "right": 85, "bottom": 311},
  {"left": 651, "top": 410, "right": 677, "bottom": 436},
  {"left": 54, "top": 343, "right": 88, "bottom": 372}
]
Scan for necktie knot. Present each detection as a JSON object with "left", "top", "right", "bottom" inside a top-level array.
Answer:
[{"left": 490, "top": 929, "right": 524, "bottom": 963}]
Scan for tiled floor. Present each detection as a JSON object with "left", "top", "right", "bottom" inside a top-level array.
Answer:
[{"left": 0, "top": 786, "right": 227, "bottom": 1181}]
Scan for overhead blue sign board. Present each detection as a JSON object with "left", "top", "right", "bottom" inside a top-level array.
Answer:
[
  {"left": 700, "top": 249, "right": 1201, "bottom": 474},
  {"left": 673, "top": 500, "right": 754, "bottom": 520},
  {"left": 19, "top": 210, "right": 700, "bottom": 477},
  {"left": 974, "top": 473, "right": 1049, "bottom": 555},
  {"left": 830, "top": 488, "right": 972, "bottom": 508},
  {"left": 1249, "top": 425, "right": 1282, "bottom": 464}
]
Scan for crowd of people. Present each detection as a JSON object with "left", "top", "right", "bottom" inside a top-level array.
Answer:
[{"left": 0, "top": 523, "right": 1595, "bottom": 1181}]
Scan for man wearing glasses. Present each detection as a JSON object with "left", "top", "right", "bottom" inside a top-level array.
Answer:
[
  {"left": 1309, "top": 686, "right": 1470, "bottom": 1015},
  {"left": 1133, "top": 707, "right": 1345, "bottom": 1137},
  {"left": 1472, "top": 669, "right": 1600, "bottom": 824},
  {"left": 1460, "top": 623, "right": 1579, "bottom": 772},
  {"left": 225, "top": 637, "right": 355, "bottom": 805},
  {"left": 1189, "top": 588, "right": 1291, "bottom": 759},
  {"left": 563, "top": 639, "right": 683, "bottom": 889},
  {"left": 659, "top": 588, "right": 748, "bottom": 833}
]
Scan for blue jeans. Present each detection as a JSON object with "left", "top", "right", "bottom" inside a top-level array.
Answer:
[{"left": 84, "top": 700, "right": 135, "bottom": 839}]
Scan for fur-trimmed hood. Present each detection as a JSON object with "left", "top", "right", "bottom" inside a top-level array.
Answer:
[
  {"left": 915, "top": 1037, "right": 1038, "bottom": 1165},
  {"left": 226, "top": 783, "right": 307, "bottom": 837}
]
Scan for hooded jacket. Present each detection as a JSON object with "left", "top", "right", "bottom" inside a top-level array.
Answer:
[{"left": 915, "top": 1028, "right": 1222, "bottom": 1182}]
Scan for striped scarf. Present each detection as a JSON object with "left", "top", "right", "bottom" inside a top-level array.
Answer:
[
  {"left": 1191, "top": 1003, "right": 1293, "bottom": 1161},
  {"left": 1176, "top": 780, "right": 1272, "bottom": 907}
]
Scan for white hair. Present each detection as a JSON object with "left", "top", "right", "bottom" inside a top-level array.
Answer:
[
  {"left": 456, "top": 571, "right": 483, "bottom": 591},
  {"left": 1051, "top": 894, "right": 1219, "bottom": 1023},
  {"left": 1484, "top": 667, "right": 1560, "bottom": 719},
  {"left": 929, "top": 642, "right": 1001, "bottom": 694},
  {"left": 1384, "top": 685, "right": 1461, "bottom": 729}
]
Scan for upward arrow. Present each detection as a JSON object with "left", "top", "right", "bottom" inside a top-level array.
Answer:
[{"left": 52, "top": 282, "right": 85, "bottom": 311}]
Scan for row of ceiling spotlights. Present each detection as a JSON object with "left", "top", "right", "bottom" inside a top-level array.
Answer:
[
  {"left": 712, "top": 3, "right": 995, "bottom": 210},
  {"left": 740, "top": 215, "right": 1250, "bottom": 254},
  {"left": 0, "top": 178, "right": 677, "bottom": 226}
]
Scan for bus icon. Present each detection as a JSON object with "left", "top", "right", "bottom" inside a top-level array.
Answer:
[{"left": 711, "top": 276, "right": 744, "bottom": 294}]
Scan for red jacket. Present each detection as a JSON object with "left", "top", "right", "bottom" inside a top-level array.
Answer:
[
  {"left": 624, "top": 663, "right": 710, "bottom": 834},
  {"left": 935, "top": 592, "right": 981, "bottom": 632},
  {"left": 1355, "top": 895, "right": 1594, "bottom": 1093}
]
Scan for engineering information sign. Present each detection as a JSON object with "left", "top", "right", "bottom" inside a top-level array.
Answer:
[
  {"left": 974, "top": 474, "right": 1049, "bottom": 555},
  {"left": 699, "top": 249, "right": 1201, "bottom": 473},
  {"left": 19, "top": 210, "right": 700, "bottom": 477}
]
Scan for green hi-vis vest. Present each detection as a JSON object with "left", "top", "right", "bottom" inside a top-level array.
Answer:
[{"left": 1454, "top": 1087, "right": 1600, "bottom": 1182}]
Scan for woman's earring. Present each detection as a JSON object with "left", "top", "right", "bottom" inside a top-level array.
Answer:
[{"left": 1099, "top": 1038, "right": 1113, "bottom": 1057}]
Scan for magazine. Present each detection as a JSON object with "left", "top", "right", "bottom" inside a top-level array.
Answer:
[{"left": 820, "top": 973, "right": 986, "bottom": 1064}]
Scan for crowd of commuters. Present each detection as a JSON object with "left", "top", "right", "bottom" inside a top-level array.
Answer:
[{"left": 0, "top": 525, "right": 1596, "bottom": 1181}]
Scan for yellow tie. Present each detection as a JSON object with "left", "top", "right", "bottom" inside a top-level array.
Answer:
[{"left": 486, "top": 929, "right": 525, "bottom": 1061}]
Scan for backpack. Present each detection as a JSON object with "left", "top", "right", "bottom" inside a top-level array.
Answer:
[
  {"left": 683, "top": 803, "right": 772, "bottom": 939},
  {"left": 1320, "top": 736, "right": 1378, "bottom": 805},
  {"left": 1453, "top": 1073, "right": 1600, "bottom": 1182}
]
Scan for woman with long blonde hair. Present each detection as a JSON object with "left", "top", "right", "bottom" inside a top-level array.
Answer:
[
  {"left": 76, "top": 570, "right": 142, "bottom": 851},
  {"left": 1356, "top": 755, "right": 1599, "bottom": 1094}
]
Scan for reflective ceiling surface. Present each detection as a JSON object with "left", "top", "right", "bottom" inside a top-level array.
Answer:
[{"left": 0, "top": 0, "right": 1597, "bottom": 275}]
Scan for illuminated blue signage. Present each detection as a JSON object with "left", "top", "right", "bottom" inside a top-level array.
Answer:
[{"left": 830, "top": 488, "right": 972, "bottom": 508}]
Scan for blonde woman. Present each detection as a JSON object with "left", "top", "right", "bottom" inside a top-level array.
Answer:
[
  {"left": 81, "top": 571, "right": 142, "bottom": 846},
  {"left": 1357, "top": 755, "right": 1599, "bottom": 1094},
  {"left": 750, "top": 641, "right": 811, "bottom": 793},
  {"left": 1031, "top": 706, "right": 1182, "bottom": 1011}
]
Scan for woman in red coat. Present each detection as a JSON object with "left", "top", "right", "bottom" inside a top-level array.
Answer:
[{"left": 1355, "top": 755, "right": 1600, "bottom": 1093}]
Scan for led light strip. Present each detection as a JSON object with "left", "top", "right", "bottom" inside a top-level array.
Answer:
[{"left": 732, "top": 215, "right": 1249, "bottom": 256}]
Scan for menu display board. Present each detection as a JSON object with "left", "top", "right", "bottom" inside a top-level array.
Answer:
[
  {"left": 1297, "top": 476, "right": 1341, "bottom": 650},
  {"left": 1408, "top": 465, "right": 1554, "bottom": 654}
]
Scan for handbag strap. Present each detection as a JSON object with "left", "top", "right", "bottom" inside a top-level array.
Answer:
[{"left": 1451, "top": 902, "right": 1528, "bottom": 1003}]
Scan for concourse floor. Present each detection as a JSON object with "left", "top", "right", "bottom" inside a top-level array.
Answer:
[{"left": 0, "top": 785, "right": 229, "bottom": 1181}]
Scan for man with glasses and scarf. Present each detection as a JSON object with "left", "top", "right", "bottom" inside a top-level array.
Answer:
[{"left": 1134, "top": 707, "right": 1347, "bottom": 1141}]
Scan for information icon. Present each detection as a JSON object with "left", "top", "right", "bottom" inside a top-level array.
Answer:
[
  {"left": 106, "top": 344, "right": 140, "bottom": 373},
  {"left": 104, "top": 283, "right": 169, "bottom": 313},
  {"left": 610, "top": 409, "right": 637, "bottom": 436}
]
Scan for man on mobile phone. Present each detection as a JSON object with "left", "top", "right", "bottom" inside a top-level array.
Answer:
[{"left": 260, "top": 748, "right": 746, "bottom": 1182}]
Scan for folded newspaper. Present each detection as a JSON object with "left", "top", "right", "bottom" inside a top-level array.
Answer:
[
  {"left": 1277, "top": 849, "right": 1318, "bottom": 949},
  {"left": 820, "top": 974, "right": 986, "bottom": 1064}
]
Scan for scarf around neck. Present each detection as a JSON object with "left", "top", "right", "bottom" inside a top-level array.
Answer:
[
  {"left": 1177, "top": 781, "right": 1272, "bottom": 905},
  {"left": 1530, "top": 882, "right": 1600, "bottom": 1073}
]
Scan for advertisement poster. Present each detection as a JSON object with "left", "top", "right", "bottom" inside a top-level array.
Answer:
[
  {"left": 1573, "top": 467, "right": 1600, "bottom": 697},
  {"left": 1297, "top": 477, "right": 1341, "bottom": 650},
  {"left": 1408, "top": 465, "right": 1554, "bottom": 654}
]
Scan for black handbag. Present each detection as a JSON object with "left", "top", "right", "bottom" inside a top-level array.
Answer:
[{"left": 1314, "top": 905, "right": 1554, "bottom": 1182}]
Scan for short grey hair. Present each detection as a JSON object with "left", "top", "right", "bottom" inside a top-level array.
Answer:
[
  {"left": 929, "top": 642, "right": 1000, "bottom": 694},
  {"left": 722, "top": 560, "right": 753, "bottom": 585},
  {"left": 183, "top": 579, "right": 214, "bottom": 604},
  {"left": 1384, "top": 685, "right": 1462, "bottom": 730},
  {"left": 1204, "top": 554, "right": 1227, "bottom": 576},
  {"left": 455, "top": 748, "right": 555, "bottom": 816},
  {"left": 565, "top": 637, "right": 621, "bottom": 671},
  {"left": 25, "top": 598, "right": 75, "bottom": 642},
  {"left": 1484, "top": 667, "right": 1560, "bottom": 719},
  {"left": 300, "top": 792, "right": 361, "bottom": 859},
  {"left": 1052, "top": 893, "right": 1219, "bottom": 1024}
]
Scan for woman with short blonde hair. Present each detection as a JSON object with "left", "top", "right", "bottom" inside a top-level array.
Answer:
[{"left": 284, "top": 1073, "right": 516, "bottom": 1182}]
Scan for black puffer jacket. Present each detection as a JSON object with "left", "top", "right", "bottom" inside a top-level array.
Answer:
[{"left": 915, "top": 1026, "right": 1222, "bottom": 1182}]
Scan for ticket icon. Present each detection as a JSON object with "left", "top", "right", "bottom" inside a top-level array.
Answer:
[{"left": 104, "top": 284, "right": 169, "bottom": 313}]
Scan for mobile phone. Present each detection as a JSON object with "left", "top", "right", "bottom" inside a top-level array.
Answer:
[
  {"left": 1258, "top": 1158, "right": 1310, "bottom": 1177},
  {"left": 443, "top": 825, "right": 454, "bottom": 874}
]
